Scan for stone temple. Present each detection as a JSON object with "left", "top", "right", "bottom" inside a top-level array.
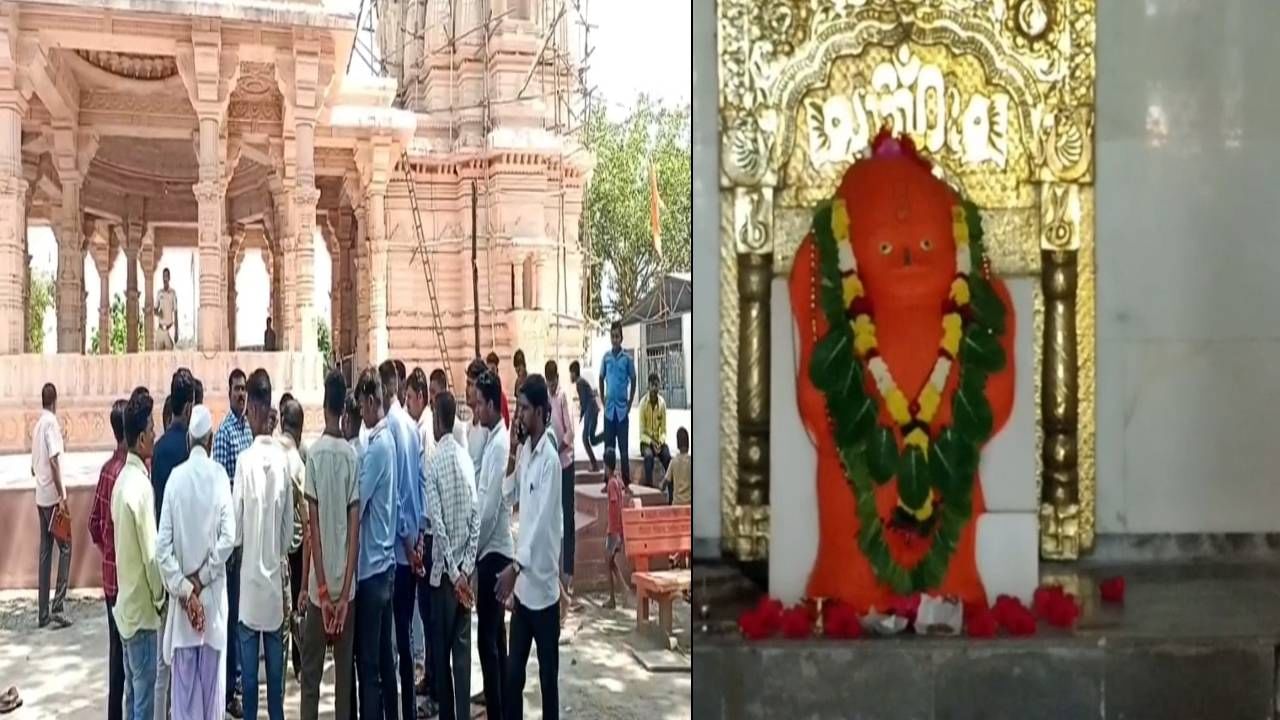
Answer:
[{"left": 0, "top": 0, "right": 590, "bottom": 452}]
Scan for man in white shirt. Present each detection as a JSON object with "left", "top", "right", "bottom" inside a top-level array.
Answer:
[
  {"left": 464, "top": 358, "right": 492, "bottom": 472},
  {"left": 156, "top": 405, "right": 236, "bottom": 720},
  {"left": 471, "top": 371, "right": 513, "bottom": 718},
  {"left": 32, "top": 382, "right": 71, "bottom": 629},
  {"left": 423, "top": 391, "right": 478, "bottom": 720},
  {"left": 407, "top": 367, "right": 469, "bottom": 466},
  {"left": 495, "top": 374, "right": 563, "bottom": 720},
  {"left": 155, "top": 268, "right": 178, "bottom": 350},
  {"left": 232, "top": 369, "right": 294, "bottom": 720}
]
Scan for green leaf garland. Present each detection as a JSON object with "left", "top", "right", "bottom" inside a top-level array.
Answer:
[{"left": 808, "top": 196, "right": 1006, "bottom": 593}]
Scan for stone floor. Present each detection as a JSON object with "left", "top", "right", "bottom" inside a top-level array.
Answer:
[
  {"left": 693, "top": 561, "right": 1280, "bottom": 719},
  {"left": 0, "top": 589, "right": 691, "bottom": 719}
]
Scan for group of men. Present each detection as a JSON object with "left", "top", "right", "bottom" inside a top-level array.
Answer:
[
  {"left": 23, "top": 318, "right": 688, "bottom": 720},
  {"left": 65, "top": 352, "right": 567, "bottom": 720}
]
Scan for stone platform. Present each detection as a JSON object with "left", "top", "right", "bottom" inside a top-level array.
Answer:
[
  {"left": 0, "top": 351, "right": 327, "bottom": 453},
  {"left": 692, "top": 562, "right": 1280, "bottom": 719}
]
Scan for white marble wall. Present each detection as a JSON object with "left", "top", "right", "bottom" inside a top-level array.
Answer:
[
  {"left": 691, "top": 0, "right": 721, "bottom": 555},
  {"left": 1095, "top": 0, "right": 1280, "bottom": 533}
]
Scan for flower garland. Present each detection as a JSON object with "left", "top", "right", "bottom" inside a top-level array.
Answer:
[
  {"left": 832, "top": 200, "right": 974, "bottom": 522},
  {"left": 809, "top": 192, "right": 1007, "bottom": 593}
]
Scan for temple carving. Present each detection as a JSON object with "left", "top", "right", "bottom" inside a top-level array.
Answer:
[{"left": 0, "top": 0, "right": 591, "bottom": 452}]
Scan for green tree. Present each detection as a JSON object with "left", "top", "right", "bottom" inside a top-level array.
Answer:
[
  {"left": 26, "top": 271, "right": 53, "bottom": 353},
  {"left": 89, "top": 294, "right": 143, "bottom": 355},
  {"left": 316, "top": 317, "right": 332, "bottom": 358},
  {"left": 583, "top": 96, "right": 692, "bottom": 320}
]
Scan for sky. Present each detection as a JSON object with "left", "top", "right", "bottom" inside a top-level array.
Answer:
[{"left": 27, "top": 1, "right": 689, "bottom": 352}]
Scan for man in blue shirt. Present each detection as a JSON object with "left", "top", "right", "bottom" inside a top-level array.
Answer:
[
  {"left": 355, "top": 367, "right": 399, "bottom": 720},
  {"left": 212, "top": 368, "right": 250, "bottom": 719},
  {"left": 149, "top": 366, "right": 194, "bottom": 720},
  {"left": 381, "top": 360, "right": 430, "bottom": 720},
  {"left": 598, "top": 320, "right": 637, "bottom": 485}
]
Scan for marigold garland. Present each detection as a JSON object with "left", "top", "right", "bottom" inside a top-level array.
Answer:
[{"left": 808, "top": 190, "right": 1007, "bottom": 594}]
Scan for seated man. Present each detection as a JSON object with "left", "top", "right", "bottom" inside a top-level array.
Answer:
[{"left": 639, "top": 372, "right": 670, "bottom": 489}]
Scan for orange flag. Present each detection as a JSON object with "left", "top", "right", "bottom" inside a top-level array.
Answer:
[{"left": 649, "top": 163, "right": 663, "bottom": 259}]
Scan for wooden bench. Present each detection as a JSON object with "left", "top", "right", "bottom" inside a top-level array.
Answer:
[{"left": 622, "top": 504, "right": 692, "bottom": 637}]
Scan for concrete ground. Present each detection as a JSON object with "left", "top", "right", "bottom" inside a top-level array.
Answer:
[{"left": 0, "top": 588, "right": 690, "bottom": 719}]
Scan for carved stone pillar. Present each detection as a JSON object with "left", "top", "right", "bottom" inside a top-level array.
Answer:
[
  {"left": 141, "top": 237, "right": 156, "bottom": 352},
  {"left": 367, "top": 189, "right": 388, "bottom": 365},
  {"left": 322, "top": 215, "right": 340, "bottom": 358},
  {"left": 271, "top": 243, "right": 284, "bottom": 335},
  {"left": 353, "top": 204, "right": 370, "bottom": 370},
  {"left": 227, "top": 228, "right": 244, "bottom": 349},
  {"left": 271, "top": 183, "right": 296, "bottom": 349},
  {"left": 194, "top": 178, "right": 225, "bottom": 351},
  {"left": 22, "top": 252, "right": 29, "bottom": 353},
  {"left": 0, "top": 86, "right": 26, "bottom": 354},
  {"left": 512, "top": 254, "right": 524, "bottom": 311},
  {"left": 294, "top": 186, "right": 319, "bottom": 353},
  {"left": 55, "top": 179, "right": 84, "bottom": 353},
  {"left": 90, "top": 223, "right": 113, "bottom": 355},
  {"left": 123, "top": 226, "right": 140, "bottom": 353}
]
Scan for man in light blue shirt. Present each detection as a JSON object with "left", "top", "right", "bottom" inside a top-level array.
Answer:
[
  {"left": 598, "top": 320, "right": 637, "bottom": 485},
  {"left": 354, "top": 368, "right": 398, "bottom": 720},
  {"left": 380, "top": 360, "right": 432, "bottom": 720}
]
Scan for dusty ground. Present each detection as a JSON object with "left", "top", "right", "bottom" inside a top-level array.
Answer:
[{"left": 0, "top": 589, "right": 690, "bottom": 719}]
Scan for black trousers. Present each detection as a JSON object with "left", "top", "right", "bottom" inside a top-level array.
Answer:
[
  {"left": 602, "top": 415, "right": 631, "bottom": 484},
  {"left": 356, "top": 567, "right": 398, "bottom": 720},
  {"left": 642, "top": 442, "right": 672, "bottom": 490},
  {"left": 580, "top": 408, "right": 602, "bottom": 467},
  {"left": 394, "top": 536, "right": 436, "bottom": 712},
  {"left": 560, "top": 466, "right": 576, "bottom": 577},
  {"left": 226, "top": 548, "right": 242, "bottom": 702},
  {"left": 288, "top": 548, "right": 303, "bottom": 675},
  {"left": 476, "top": 554, "right": 509, "bottom": 719},
  {"left": 106, "top": 596, "right": 124, "bottom": 720},
  {"left": 505, "top": 599, "right": 559, "bottom": 720},
  {"left": 36, "top": 504, "right": 70, "bottom": 624},
  {"left": 431, "top": 581, "right": 471, "bottom": 720}
]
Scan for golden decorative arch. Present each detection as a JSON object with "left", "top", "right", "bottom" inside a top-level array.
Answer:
[{"left": 718, "top": 0, "right": 1097, "bottom": 564}]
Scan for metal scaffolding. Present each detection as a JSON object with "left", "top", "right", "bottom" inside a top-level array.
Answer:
[{"left": 351, "top": 0, "right": 595, "bottom": 363}]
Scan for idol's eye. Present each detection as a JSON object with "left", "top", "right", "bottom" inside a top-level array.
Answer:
[
  {"left": 878, "top": 241, "right": 893, "bottom": 255},
  {"left": 920, "top": 238, "right": 934, "bottom": 252}
]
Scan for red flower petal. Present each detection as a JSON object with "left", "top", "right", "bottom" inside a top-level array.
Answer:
[
  {"left": 781, "top": 606, "right": 813, "bottom": 639},
  {"left": 1099, "top": 576, "right": 1126, "bottom": 604},
  {"left": 965, "top": 609, "right": 998, "bottom": 638}
]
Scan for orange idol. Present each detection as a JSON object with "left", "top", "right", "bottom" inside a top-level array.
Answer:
[{"left": 789, "top": 130, "right": 1015, "bottom": 612}]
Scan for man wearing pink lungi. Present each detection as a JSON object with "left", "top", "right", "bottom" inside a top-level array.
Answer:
[{"left": 156, "top": 405, "right": 236, "bottom": 719}]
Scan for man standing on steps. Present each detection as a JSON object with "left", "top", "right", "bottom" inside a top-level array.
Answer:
[
  {"left": 33, "top": 382, "right": 71, "bottom": 630},
  {"left": 212, "top": 369, "right": 251, "bottom": 719},
  {"left": 155, "top": 268, "right": 178, "bottom": 350},
  {"left": 598, "top": 321, "right": 637, "bottom": 486}
]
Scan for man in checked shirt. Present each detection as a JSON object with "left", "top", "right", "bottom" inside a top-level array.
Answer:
[
  {"left": 211, "top": 368, "right": 251, "bottom": 719},
  {"left": 422, "top": 390, "right": 478, "bottom": 720}
]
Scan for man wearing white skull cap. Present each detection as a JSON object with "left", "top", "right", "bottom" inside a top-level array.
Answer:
[{"left": 156, "top": 404, "right": 237, "bottom": 720}]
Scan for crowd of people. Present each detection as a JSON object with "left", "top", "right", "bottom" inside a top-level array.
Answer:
[{"left": 24, "top": 320, "right": 691, "bottom": 720}]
